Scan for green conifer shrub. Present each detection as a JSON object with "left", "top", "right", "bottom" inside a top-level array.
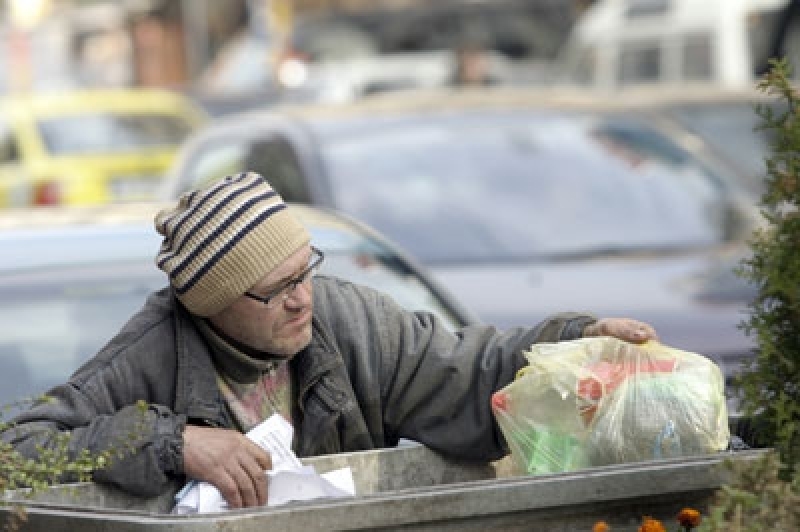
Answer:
[
  {"left": 736, "top": 58, "right": 800, "bottom": 474},
  {"left": 695, "top": 57, "right": 800, "bottom": 531}
]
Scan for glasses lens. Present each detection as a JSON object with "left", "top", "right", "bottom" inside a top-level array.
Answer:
[
  {"left": 265, "top": 284, "right": 292, "bottom": 308},
  {"left": 265, "top": 250, "right": 321, "bottom": 308}
]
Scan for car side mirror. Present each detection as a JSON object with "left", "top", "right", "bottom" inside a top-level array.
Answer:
[{"left": 721, "top": 199, "right": 761, "bottom": 243}]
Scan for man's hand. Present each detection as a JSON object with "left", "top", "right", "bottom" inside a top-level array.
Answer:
[
  {"left": 582, "top": 318, "right": 658, "bottom": 344},
  {"left": 182, "top": 425, "right": 272, "bottom": 508}
]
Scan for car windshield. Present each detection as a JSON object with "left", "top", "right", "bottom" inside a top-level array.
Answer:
[
  {"left": 309, "top": 226, "right": 462, "bottom": 328},
  {"left": 664, "top": 101, "right": 779, "bottom": 198},
  {"left": 319, "top": 111, "right": 728, "bottom": 264},
  {"left": 38, "top": 113, "right": 194, "bottom": 155}
]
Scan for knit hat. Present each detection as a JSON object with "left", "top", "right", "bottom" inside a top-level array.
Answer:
[{"left": 155, "top": 172, "right": 311, "bottom": 316}]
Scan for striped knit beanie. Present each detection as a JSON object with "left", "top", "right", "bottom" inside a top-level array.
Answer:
[{"left": 154, "top": 172, "right": 311, "bottom": 316}]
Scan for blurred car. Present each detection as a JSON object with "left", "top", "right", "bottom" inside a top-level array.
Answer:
[
  {"left": 0, "top": 202, "right": 477, "bottom": 407},
  {"left": 0, "top": 88, "right": 208, "bottom": 208},
  {"left": 558, "top": 0, "right": 788, "bottom": 91},
  {"left": 163, "top": 87, "right": 761, "bottom": 417},
  {"left": 206, "top": 0, "right": 573, "bottom": 101}
]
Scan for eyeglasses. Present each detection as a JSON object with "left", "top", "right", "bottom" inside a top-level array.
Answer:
[{"left": 245, "top": 247, "right": 325, "bottom": 308}]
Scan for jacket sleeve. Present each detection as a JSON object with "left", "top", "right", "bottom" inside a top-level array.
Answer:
[
  {"left": 375, "top": 294, "right": 596, "bottom": 462},
  {"left": 1, "top": 393, "right": 185, "bottom": 496},
  {"left": 0, "top": 312, "right": 187, "bottom": 497}
]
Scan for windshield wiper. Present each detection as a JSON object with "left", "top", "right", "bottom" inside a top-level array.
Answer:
[{"left": 542, "top": 244, "right": 710, "bottom": 263}]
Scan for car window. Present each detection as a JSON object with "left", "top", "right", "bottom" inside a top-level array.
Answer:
[
  {"left": 618, "top": 40, "right": 662, "bottom": 84},
  {"left": 0, "top": 121, "right": 19, "bottom": 163},
  {"left": 244, "top": 138, "right": 311, "bottom": 203},
  {"left": 747, "top": 6, "right": 784, "bottom": 75},
  {"left": 780, "top": 10, "right": 800, "bottom": 80},
  {"left": 184, "top": 143, "right": 248, "bottom": 190},
  {"left": 563, "top": 45, "right": 597, "bottom": 86},
  {"left": 319, "top": 112, "right": 728, "bottom": 264},
  {"left": 625, "top": 0, "right": 670, "bottom": 17},
  {"left": 38, "top": 113, "right": 194, "bottom": 155},
  {"left": 682, "top": 33, "right": 713, "bottom": 81},
  {"left": 182, "top": 137, "right": 311, "bottom": 203},
  {"left": 293, "top": 20, "right": 377, "bottom": 61}
]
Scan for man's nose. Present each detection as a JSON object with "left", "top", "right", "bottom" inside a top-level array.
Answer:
[{"left": 284, "top": 280, "right": 312, "bottom": 308}]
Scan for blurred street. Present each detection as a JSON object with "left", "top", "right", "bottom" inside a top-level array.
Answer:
[{"left": 0, "top": 0, "right": 796, "bottom": 421}]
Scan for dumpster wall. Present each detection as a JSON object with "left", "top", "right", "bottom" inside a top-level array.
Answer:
[{"left": 1, "top": 445, "right": 765, "bottom": 532}]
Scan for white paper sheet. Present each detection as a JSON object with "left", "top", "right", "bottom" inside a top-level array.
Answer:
[{"left": 172, "top": 414, "right": 355, "bottom": 514}]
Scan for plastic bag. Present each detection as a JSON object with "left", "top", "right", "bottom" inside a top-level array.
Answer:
[{"left": 491, "top": 337, "right": 730, "bottom": 475}]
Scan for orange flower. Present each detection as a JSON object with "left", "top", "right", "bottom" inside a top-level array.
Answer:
[
  {"left": 593, "top": 521, "right": 611, "bottom": 532},
  {"left": 677, "top": 507, "right": 702, "bottom": 528},
  {"left": 638, "top": 516, "right": 666, "bottom": 532}
]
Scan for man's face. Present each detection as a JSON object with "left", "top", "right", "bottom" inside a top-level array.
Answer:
[{"left": 208, "top": 245, "right": 315, "bottom": 357}]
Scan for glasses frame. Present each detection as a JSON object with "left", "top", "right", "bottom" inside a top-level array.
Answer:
[{"left": 244, "top": 246, "right": 325, "bottom": 308}]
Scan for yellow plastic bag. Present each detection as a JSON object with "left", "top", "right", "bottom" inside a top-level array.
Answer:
[{"left": 491, "top": 337, "right": 729, "bottom": 475}]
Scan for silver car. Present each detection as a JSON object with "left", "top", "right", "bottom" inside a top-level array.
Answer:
[{"left": 0, "top": 203, "right": 477, "bottom": 406}]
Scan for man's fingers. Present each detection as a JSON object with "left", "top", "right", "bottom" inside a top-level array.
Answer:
[
  {"left": 631, "top": 323, "right": 658, "bottom": 343},
  {"left": 181, "top": 426, "right": 274, "bottom": 508},
  {"left": 584, "top": 318, "right": 659, "bottom": 344},
  {"left": 246, "top": 439, "right": 273, "bottom": 471},
  {"left": 215, "top": 471, "right": 243, "bottom": 509},
  {"left": 239, "top": 452, "right": 269, "bottom": 507},
  {"left": 254, "top": 469, "right": 268, "bottom": 507},
  {"left": 618, "top": 319, "right": 658, "bottom": 343},
  {"left": 225, "top": 460, "right": 260, "bottom": 509},
  {"left": 241, "top": 439, "right": 271, "bottom": 506}
]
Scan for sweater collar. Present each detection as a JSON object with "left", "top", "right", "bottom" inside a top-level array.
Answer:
[{"left": 192, "top": 315, "right": 285, "bottom": 383}]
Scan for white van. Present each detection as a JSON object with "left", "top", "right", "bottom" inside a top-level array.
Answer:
[{"left": 559, "top": 0, "right": 789, "bottom": 90}]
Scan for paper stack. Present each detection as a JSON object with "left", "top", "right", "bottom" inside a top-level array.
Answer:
[{"left": 172, "top": 414, "right": 355, "bottom": 514}]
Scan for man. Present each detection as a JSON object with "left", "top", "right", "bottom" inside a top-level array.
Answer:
[{"left": 2, "top": 172, "right": 657, "bottom": 509}]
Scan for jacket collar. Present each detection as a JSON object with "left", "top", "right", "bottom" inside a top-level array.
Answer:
[{"left": 192, "top": 315, "right": 283, "bottom": 383}]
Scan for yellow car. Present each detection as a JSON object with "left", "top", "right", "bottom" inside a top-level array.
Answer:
[{"left": 0, "top": 88, "right": 207, "bottom": 207}]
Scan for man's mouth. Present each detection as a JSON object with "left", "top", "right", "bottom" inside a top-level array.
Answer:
[{"left": 285, "top": 308, "right": 311, "bottom": 328}]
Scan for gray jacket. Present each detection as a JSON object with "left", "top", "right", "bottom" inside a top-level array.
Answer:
[{"left": 2, "top": 276, "right": 595, "bottom": 498}]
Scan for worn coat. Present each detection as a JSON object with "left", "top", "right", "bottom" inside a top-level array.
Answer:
[{"left": 2, "top": 276, "right": 595, "bottom": 497}]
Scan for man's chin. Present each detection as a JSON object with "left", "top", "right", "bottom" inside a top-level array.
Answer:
[{"left": 273, "top": 328, "right": 312, "bottom": 358}]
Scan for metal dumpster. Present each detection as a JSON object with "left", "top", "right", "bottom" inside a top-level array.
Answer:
[{"left": 2, "top": 444, "right": 763, "bottom": 532}]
